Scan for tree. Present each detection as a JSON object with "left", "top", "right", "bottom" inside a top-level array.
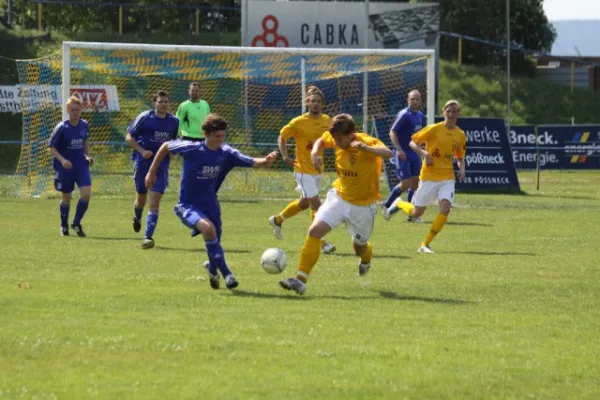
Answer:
[{"left": 416, "top": 0, "right": 556, "bottom": 76}]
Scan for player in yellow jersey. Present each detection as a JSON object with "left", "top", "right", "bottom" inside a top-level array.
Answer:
[
  {"left": 268, "top": 86, "right": 336, "bottom": 254},
  {"left": 388, "top": 100, "right": 466, "bottom": 253},
  {"left": 279, "top": 114, "right": 393, "bottom": 295}
]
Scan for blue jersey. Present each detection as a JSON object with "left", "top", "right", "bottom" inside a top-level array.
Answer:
[
  {"left": 48, "top": 119, "right": 89, "bottom": 170},
  {"left": 168, "top": 140, "right": 255, "bottom": 205},
  {"left": 390, "top": 107, "right": 424, "bottom": 153},
  {"left": 127, "top": 110, "right": 179, "bottom": 167}
]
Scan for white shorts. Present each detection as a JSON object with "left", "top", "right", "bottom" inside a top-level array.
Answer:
[
  {"left": 295, "top": 173, "right": 321, "bottom": 198},
  {"left": 412, "top": 179, "right": 455, "bottom": 207},
  {"left": 315, "top": 189, "right": 377, "bottom": 245}
]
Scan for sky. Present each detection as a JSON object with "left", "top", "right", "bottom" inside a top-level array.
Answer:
[
  {"left": 543, "top": 0, "right": 600, "bottom": 21},
  {"left": 542, "top": 0, "right": 600, "bottom": 56}
]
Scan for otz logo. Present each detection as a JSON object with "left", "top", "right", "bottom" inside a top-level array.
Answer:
[{"left": 252, "top": 15, "right": 289, "bottom": 47}]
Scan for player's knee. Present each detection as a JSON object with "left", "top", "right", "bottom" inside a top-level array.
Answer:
[
  {"left": 298, "top": 197, "right": 310, "bottom": 210},
  {"left": 62, "top": 193, "right": 72, "bottom": 203},
  {"left": 307, "top": 196, "right": 321, "bottom": 210},
  {"left": 412, "top": 206, "right": 425, "bottom": 218},
  {"left": 197, "top": 221, "right": 217, "bottom": 240},
  {"left": 439, "top": 200, "right": 451, "bottom": 215},
  {"left": 80, "top": 188, "right": 91, "bottom": 202}
]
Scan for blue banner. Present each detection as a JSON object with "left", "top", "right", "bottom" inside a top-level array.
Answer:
[
  {"left": 373, "top": 116, "right": 520, "bottom": 192},
  {"left": 510, "top": 125, "right": 600, "bottom": 169}
]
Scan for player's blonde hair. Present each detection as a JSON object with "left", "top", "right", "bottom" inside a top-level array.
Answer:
[
  {"left": 202, "top": 113, "right": 227, "bottom": 134},
  {"left": 306, "top": 85, "right": 325, "bottom": 103},
  {"left": 443, "top": 99, "right": 460, "bottom": 111},
  {"left": 329, "top": 113, "right": 356, "bottom": 136},
  {"left": 66, "top": 95, "right": 82, "bottom": 107}
]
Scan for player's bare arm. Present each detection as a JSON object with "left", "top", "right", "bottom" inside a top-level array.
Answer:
[
  {"left": 83, "top": 139, "right": 94, "bottom": 165},
  {"left": 252, "top": 151, "right": 279, "bottom": 168},
  {"left": 49, "top": 147, "right": 72, "bottom": 169},
  {"left": 456, "top": 158, "right": 466, "bottom": 181},
  {"left": 389, "top": 130, "right": 406, "bottom": 161},
  {"left": 351, "top": 141, "right": 393, "bottom": 159},
  {"left": 310, "top": 138, "right": 325, "bottom": 170},
  {"left": 125, "top": 132, "right": 153, "bottom": 159},
  {"left": 145, "top": 142, "right": 171, "bottom": 189},
  {"left": 277, "top": 135, "right": 294, "bottom": 167},
  {"left": 409, "top": 140, "right": 433, "bottom": 165}
]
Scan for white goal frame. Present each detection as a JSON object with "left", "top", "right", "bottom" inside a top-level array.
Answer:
[{"left": 62, "top": 41, "right": 436, "bottom": 130}]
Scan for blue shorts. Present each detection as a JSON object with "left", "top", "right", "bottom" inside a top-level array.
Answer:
[
  {"left": 133, "top": 161, "right": 168, "bottom": 194},
  {"left": 174, "top": 202, "right": 222, "bottom": 239},
  {"left": 394, "top": 151, "right": 422, "bottom": 180},
  {"left": 54, "top": 164, "right": 91, "bottom": 193}
]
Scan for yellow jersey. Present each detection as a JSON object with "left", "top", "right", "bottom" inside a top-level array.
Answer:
[
  {"left": 321, "top": 131, "right": 385, "bottom": 206},
  {"left": 280, "top": 113, "right": 331, "bottom": 175},
  {"left": 411, "top": 121, "right": 467, "bottom": 182}
]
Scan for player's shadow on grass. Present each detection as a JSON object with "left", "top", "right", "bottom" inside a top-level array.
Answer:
[
  {"left": 155, "top": 246, "right": 250, "bottom": 254},
  {"left": 446, "top": 221, "right": 493, "bottom": 227},
  {"left": 329, "top": 252, "right": 410, "bottom": 260},
  {"left": 86, "top": 236, "right": 140, "bottom": 241},
  {"left": 377, "top": 290, "right": 473, "bottom": 305},
  {"left": 232, "top": 290, "right": 368, "bottom": 301},
  {"left": 443, "top": 250, "right": 537, "bottom": 256}
]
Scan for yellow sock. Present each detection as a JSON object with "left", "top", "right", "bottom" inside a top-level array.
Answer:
[
  {"left": 275, "top": 200, "right": 303, "bottom": 225},
  {"left": 297, "top": 236, "right": 322, "bottom": 283},
  {"left": 423, "top": 213, "right": 448, "bottom": 247},
  {"left": 359, "top": 241, "right": 373, "bottom": 264},
  {"left": 397, "top": 200, "right": 415, "bottom": 216}
]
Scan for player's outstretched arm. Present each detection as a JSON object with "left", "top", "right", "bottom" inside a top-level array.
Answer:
[
  {"left": 252, "top": 151, "right": 279, "bottom": 168},
  {"left": 351, "top": 141, "right": 393, "bottom": 159},
  {"left": 145, "top": 142, "right": 171, "bottom": 189}
]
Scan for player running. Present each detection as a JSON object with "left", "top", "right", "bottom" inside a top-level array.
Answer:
[
  {"left": 125, "top": 90, "right": 179, "bottom": 249},
  {"left": 279, "top": 114, "right": 393, "bottom": 295},
  {"left": 387, "top": 100, "right": 467, "bottom": 253},
  {"left": 146, "top": 114, "right": 278, "bottom": 290},
  {"left": 49, "top": 95, "right": 93, "bottom": 237},
  {"left": 268, "top": 86, "right": 336, "bottom": 254}
]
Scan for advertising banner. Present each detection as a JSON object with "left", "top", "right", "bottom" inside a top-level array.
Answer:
[
  {"left": 244, "top": 1, "right": 439, "bottom": 49},
  {"left": 510, "top": 125, "right": 600, "bottom": 169},
  {"left": 0, "top": 85, "right": 121, "bottom": 113}
]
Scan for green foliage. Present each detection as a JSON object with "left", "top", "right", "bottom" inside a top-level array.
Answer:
[
  {"left": 417, "top": 0, "right": 556, "bottom": 76},
  {"left": 0, "top": 170, "right": 599, "bottom": 398},
  {"left": 439, "top": 60, "right": 600, "bottom": 124}
]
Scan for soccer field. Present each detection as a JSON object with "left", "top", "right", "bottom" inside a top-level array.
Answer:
[{"left": 1, "top": 170, "right": 599, "bottom": 399}]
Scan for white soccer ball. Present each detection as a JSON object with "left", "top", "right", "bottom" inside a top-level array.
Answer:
[{"left": 261, "top": 248, "right": 287, "bottom": 274}]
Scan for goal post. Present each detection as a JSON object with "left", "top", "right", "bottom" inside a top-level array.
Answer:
[{"left": 12, "top": 41, "right": 435, "bottom": 198}]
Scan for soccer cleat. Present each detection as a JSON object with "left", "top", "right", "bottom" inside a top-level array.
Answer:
[
  {"left": 132, "top": 217, "right": 141, "bottom": 233},
  {"left": 61, "top": 226, "right": 69, "bottom": 236},
  {"left": 418, "top": 245, "right": 434, "bottom": 254},
  {"left": 141, "top": 237, "right": 155, "bottom": 249},
  {"left": 279, "top": 277, "right": 307, "bottom": 295},
  {"left": 71, "top": 224, "right": 86, "bottom": 237},
  {"left": 358, "top": 261, "right": 371, "bottom": 277},
  {"left": 407, "top": 216, "right": 425, "bottom": 223},
  {"left": 224, "top": 274, "right": 239, "bottom": 290},
  {"left": 414, "top": 217, "right": 424, "bottom": 223},
  {"left": 203, "top": 261, "right": 220, "bottom": 290},
  {"left": 322, "top": 243, "right": 336, "bottom": 255},
  {"left": 268, "top": 215, "right": 283, "bottom": 240},
  {"left": 382, "top": 205, "right": 391, "bottom": 221}
]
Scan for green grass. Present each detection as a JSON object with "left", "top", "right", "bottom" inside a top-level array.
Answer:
[{"left": 1, "top": 170, "right": 599, "bottom": 399}]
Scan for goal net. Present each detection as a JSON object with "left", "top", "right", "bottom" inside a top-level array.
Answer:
[{"left": 11, "top": 42, "right": 434, "bottom": 198}]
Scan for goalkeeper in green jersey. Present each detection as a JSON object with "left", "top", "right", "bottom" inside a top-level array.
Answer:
[{"left": 176, "top": 82, "right": 210, "bottom": 140}]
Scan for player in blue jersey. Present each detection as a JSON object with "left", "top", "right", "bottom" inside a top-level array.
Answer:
[
  {"left": 49, "top": 96, "right": 93, "bottom": 237},
  {"left": 145, "top": 114, "right": 278, "bottom": 290},
  {"left": 125, "top": 90, "right": 179, "bottom": 249},
  {"left": 382, "top": 89, "right": 425, "bottom": 222}
]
